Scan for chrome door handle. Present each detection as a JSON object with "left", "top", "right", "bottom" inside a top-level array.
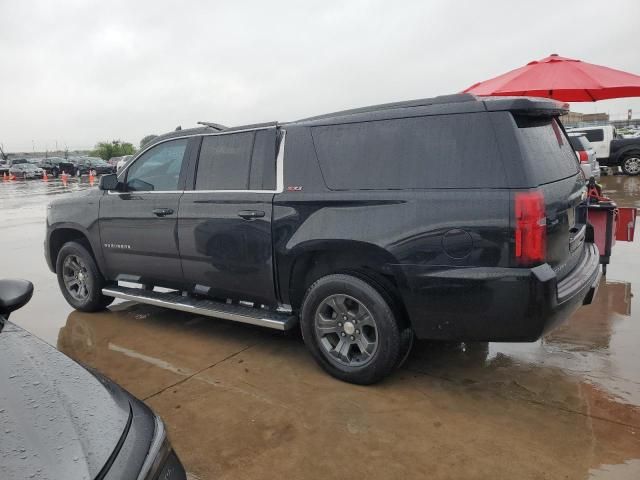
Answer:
[
  {"left": 237, "top": 210, "right": 265, "bottom": 220},
  {"left": 152, "top": 208, "right": 174, "bottom": 217}
]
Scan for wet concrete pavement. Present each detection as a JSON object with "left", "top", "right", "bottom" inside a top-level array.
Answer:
[{"left": 1, "top": 175, "right": 639, "bottom": 479}]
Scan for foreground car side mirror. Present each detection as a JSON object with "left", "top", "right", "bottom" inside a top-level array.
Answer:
[
  {"left": 0, "top": 279, "right": 34, "bottom": 323},
  {"left": 99, "top": 173, "right": 121, "bottom": 191}
]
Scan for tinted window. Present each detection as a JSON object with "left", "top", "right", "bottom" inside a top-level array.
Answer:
[
  {"left": 514, "top": 116, "right": 578, "bottom": 184},
  {"left": 126, "top": 139, "right": 188, "bottom": 191},
  {"left": 249, "top": 129, "right": 277, "bottom": 190},
  {"left": 568, "top": 136, "right": 589, "bottom": 151},
  {"left": 311, "top": 113, "right": 505, "bottom": 190},
  {"left": 583, "top": 129, "right": 604, "bottom": 142},
  {"left": 195, "top": 132, "right": 254, "bottom": 190}
]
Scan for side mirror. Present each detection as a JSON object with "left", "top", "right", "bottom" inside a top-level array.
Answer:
[
  {"left": 99, "top": 173, "right": 121, "bottom": 191},
  {"left": 0, "top": 279, "right": 34, "bottom": 321}
]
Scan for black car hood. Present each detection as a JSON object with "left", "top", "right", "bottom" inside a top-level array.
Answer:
[{"left": 0, "top": 322, "right": 130, "bottom": 480}]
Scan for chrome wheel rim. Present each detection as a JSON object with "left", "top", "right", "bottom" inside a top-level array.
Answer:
[
  {"left": 624, "top": 157, "right": 640, "bottom": 175},
  {"left": 314, "top": 294, "right": 378, "bottom": 367},
  {"left": 62, "top": 255, "right": 90, "bottom": 301}
]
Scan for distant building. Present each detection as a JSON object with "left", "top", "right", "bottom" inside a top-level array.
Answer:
[
  {"left": 560, "top": 111, "right": 610, "bottom": 127},
  {"left": 560, "top": 111, "right": 585, "bottom": 125},
  {"left": 582, "top": 113, "right": 609, "bottom": 123}
]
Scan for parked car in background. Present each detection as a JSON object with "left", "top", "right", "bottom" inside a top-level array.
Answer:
[
  {"left": 76, "top": 156, "right": 117, "bottom": 175},
  {"left": 108, "top": 155, "right": 123, "bottom": 166},
  {"left": 9, "top": 163, "right": 44, "bottom": 179},
  {"left": 115, "top": 155, "right": 133, "bottom": 172},
  {"left": 38, "top": 157, "right": 77, "bottom": 177},
  {"left": 7, "top": 158, "right": 28, "bottom": 167},
  {"left": 567, "top": 125, "right": 640, "bottom": 175},
  {"left": 46, "top": 94, "right": 600, "bottom": 385},
  {"left": 568, "top": 133, "right": 600, "bottom": 179},
  {"left": 0, "top": 279, "right": 187, "bottom": 480}
]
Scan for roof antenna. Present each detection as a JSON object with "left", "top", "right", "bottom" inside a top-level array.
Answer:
[
  {"left": 197, "top": 121, "right": 227, "bottom": 131},
  {"left": 175, "top": 125, "right": 182, "bottom": 131}
]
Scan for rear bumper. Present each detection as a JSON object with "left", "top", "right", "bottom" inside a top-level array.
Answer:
[{"left": 395, "top": 243, "right": 601, "bottom": 341}]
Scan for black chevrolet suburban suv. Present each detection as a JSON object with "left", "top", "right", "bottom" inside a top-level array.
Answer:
[{"left": 45, "top": 94, "right": 600, "bottom": 384}]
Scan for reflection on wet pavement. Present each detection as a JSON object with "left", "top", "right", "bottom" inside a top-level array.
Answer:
[{"left": 1, "top": 176, "right": 640, "bottom": 479}]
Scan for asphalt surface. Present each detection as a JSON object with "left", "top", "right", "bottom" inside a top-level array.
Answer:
[{"left": 1, "top": 174, "right": 639, "bottom": 479}]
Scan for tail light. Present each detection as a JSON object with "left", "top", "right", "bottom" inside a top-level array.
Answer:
[
  {"left": 514, "top": 190, "right": 546, "bottom": 266},
  {"left": 578, "top": 151, "right": 588, "bottom": 163}
]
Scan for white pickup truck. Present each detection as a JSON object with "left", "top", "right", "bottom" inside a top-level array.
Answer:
[{"left": 567, "top": 125, "right": 640, "bottom": 175}]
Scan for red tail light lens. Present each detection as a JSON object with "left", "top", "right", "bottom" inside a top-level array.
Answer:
[
  {"left": 578, "top": 151, "right": 588, "bottom": 163},
  {"left": 514, "top": 190, "right": 546, "bottom": 266}
]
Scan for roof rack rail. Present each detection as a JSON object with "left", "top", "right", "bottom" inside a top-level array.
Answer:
[{"left": 197, "top": 121, "right": 227, "bottom": 131}]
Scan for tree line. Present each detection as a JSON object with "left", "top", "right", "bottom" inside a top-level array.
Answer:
[{"left": 90, "top": 135, "right": 157, "bottom": 160}]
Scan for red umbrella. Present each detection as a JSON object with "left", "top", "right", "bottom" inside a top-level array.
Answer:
[{"left": 463, "top": 54, "right": 640, "bottom": 102}]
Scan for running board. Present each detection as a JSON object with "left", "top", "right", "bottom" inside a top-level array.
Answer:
[{"left": 102, "top": 286, "right": 297, "bottom": 331}]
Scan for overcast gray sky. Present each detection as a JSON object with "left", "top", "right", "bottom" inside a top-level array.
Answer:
[{"left": 1, "top": 0, "right": 639, "bottom": 152}]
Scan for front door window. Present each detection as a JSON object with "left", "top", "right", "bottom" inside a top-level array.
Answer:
[{"left": 126, "top": 139, "right": 188, "bottom": 191}]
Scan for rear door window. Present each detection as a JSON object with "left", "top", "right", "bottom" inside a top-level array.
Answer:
[
  {"left": 194, "top": 129, "right": 278, "bottom": 191},
  {"left": 514, "top": 116, "right": 578, "bottom": 185},
  {"left": 311, "top": 113, "right": 505, "bottom": 190},
  {"left": 195, "top": 132, "right": 254, "bottom": 190}
]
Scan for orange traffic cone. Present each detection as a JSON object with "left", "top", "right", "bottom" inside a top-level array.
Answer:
[
  {"left": 61, "top": 171, "right": 68, "bottom": 186},
  {"left": 2, "top": 172, "right": 6, "bottom": 181},
  {"left": 89, "top": 170, "right": 95, "bottom": 186},
  {"left": 42, "top": 170, "right": 48, "bottom": 181}
]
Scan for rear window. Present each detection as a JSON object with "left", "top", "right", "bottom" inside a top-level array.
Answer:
[
  {"left": 311, "top": 113, "right": 505, "bottom": 190},
  {"left": 568, "top": 136, "right": 589, "bottom": 151},
  {"left": 514, "top": 116, "right": 578, "bottom": 185}
]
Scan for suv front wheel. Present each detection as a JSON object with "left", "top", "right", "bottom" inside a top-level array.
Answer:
[
  {"left": 56, "top": 241, "right": 114, "bottom": 312},
  {"left": 300, "top": 274, "right": 403, "bottom": 384}
]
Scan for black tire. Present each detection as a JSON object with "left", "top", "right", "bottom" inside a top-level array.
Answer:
[
  {"left": 621, "top": 155, "right": 640, "bottom": 176},
  {"left": 300, "top": 274, "right": 402, "bottom": 385},
  {"left": 56, "top": 241, "right": 114, "bottom": 312}
]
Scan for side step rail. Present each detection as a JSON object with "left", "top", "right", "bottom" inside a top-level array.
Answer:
[{"left": 102, "top": 286, "right": 297, "bottom": 331}]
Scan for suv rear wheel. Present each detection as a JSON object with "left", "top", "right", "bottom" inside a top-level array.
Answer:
[
  {"left": 56, "top": 241, "right": 114, "bottom": 312},
  {"left": 300, "top": 274, "right": 402, "bottom": 384},
  {"left": 622, "top": 155, "right": 640, "bottom": 176}
]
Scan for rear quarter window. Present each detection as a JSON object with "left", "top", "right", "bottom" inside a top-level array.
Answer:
[
  {"left": 514, "top": 116, "right": 578, "bottom": 185},
  {"left": 583, "top": 129, "right": 604, "bottom": 142},
  {"left": 311, "top": 113, "right": 505, "bottom": 190},
  {"left": 568, "top": 136, "right": 584, "bottom": 151}
]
